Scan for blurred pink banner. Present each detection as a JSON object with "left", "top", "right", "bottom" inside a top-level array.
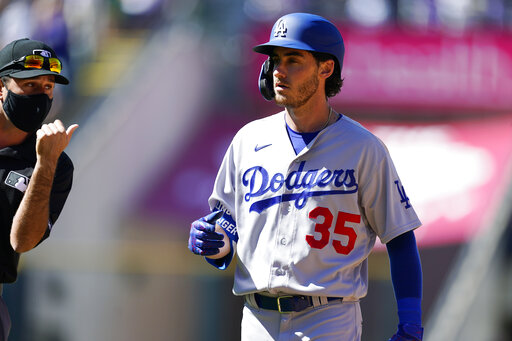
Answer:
[{"left": 338, "top": 28, "right": 512, "bottom": 113}]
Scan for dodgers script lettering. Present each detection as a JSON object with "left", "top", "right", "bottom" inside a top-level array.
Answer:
[{"left": 242, "top": 161, "right": 358, "bottom": 213}]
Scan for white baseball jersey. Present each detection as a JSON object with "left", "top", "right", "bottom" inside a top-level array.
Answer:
[{"left": 208, "top": 111, "right": 421, "bottom": 301}]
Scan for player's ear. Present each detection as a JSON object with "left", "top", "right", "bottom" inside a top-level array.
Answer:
[
  {"left": 0, "top": 77, "right": 8, "bottom": 102},
  {"left": 0, "top": 80, "right": 5, "bottom": 102},
  {"left": 319, "top": 60, "right": 334, "bottom": 79}
]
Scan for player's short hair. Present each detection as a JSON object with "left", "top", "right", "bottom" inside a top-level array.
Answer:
[{"left": 311, "top": 51, "right": 343, "bottom": 98}]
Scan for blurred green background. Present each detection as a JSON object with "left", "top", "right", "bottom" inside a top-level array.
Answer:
[{"left": 2, "top": 0, "right": 512, "bottom": 340}]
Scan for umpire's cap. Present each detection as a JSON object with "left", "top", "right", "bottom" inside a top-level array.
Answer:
[
  {"left": 253, "top": 13, "right": 345, "bottom": 74},
  {"left": 0, "top": 38, "right": 69, "bottom": 84}
]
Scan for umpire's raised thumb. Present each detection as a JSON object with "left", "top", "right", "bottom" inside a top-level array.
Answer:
[{"left": 66, "top": 124, "right": 79, "bottom": 138}]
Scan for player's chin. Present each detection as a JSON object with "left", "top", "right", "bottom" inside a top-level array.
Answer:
[
  {"left": 275, "top": 96, "right": 303, "bottom": 109},
  {"left": 274, "top": 93, "right": 292, "bottom": 107}
]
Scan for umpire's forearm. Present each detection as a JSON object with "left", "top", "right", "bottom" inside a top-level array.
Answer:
[{"left": 10, "top": 158, "right": 56, "bottom": 253}]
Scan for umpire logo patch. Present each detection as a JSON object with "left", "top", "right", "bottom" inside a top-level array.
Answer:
[
  {"left": 33, "top": 49, "right": 52, "bottom": 58},
  {"left": 5, "top": 171, "right": 29, "bottom": 193}
]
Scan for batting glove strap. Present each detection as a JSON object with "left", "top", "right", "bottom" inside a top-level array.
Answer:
[
  {"left": 217, "top": 211, "right": 238, "bottom": 242},
  {"left": 388, "top": 323, "right": 424, "bottom": 341}
]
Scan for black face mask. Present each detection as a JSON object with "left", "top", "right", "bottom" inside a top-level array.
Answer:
[{"left": 2, "top": 90, "right": 53, "bottom": 132}]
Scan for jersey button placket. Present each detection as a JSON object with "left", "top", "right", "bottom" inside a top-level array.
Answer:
[
  {"left": 280, "top": 201, "right": 290, "bottom": 215},
  {"left": 272, "top": 162, "right": 298, "bottom": 288},
  {"left": 270, "top": 221, "right": 289, "bottom": 284}
]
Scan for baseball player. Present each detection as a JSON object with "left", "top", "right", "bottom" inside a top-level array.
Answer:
[{"left": 188, "top": 13, "right": 423, "bottom": 341}]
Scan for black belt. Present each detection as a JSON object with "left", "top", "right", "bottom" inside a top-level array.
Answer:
[{"left": 252, "top": 293, "right": 343, "bottom": 313}]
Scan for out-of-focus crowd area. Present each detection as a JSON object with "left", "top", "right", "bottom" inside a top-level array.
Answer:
[
  {"left": 1, "top": 1, "right": 512, "bottom": 341},
  {"left": 2, "top": 0, "right": 512, "bottom": 119}
]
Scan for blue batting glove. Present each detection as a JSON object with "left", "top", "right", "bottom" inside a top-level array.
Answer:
[
  {"left": 388, "top": 323, "right": 423, "bottom": 341},
  {"left": 188, "top": 210, "right": 225, "bottom": 256}
]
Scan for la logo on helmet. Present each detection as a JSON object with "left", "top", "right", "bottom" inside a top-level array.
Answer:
[{"left": 274, "top": 19, "right": 287, "bottom": 37}]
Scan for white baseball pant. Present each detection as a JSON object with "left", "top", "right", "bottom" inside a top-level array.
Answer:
[{"left": 241, "top": 297, "right": 362, "bottom": 341}]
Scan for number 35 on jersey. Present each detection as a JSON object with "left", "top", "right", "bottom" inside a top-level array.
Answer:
[{"left": 306, "top": 207, "right": 360, "bottom": 255}]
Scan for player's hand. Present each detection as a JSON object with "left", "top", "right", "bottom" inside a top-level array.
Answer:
[
  {"left": 388, "top": 323, "right": 423, "bottom": 341},
  {"left": 36, "top": 119, "right": 78, "bottom": 164},
  {"left": 188, "top": 210, "right": 225, "bottom": 256}
]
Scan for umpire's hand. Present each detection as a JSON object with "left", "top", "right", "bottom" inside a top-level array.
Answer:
[{"left": 36, "top": 119, "right": 78, "bottom": 164}]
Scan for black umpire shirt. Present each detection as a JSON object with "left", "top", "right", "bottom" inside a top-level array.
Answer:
[{"left": 0, "top": 133, "right": 73, "bottom": 283}]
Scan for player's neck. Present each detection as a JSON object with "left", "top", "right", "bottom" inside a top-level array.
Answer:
[{"left": 285, "top": 100, "right": 332, "bottom": 133}]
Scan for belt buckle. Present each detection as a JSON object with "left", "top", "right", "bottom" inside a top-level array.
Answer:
[{"left": 277, "top": 295, "right": 294, "bottom": 313}]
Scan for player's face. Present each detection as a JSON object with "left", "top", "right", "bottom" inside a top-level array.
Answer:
[
  {"left": 271, "top": 47, "right": 320, "bottom": 108},
  {"left": 2, "top": 75, "right": 56, "bottom": 99}
]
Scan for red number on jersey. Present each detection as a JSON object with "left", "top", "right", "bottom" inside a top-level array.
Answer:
[
  {"left": 306, "top": 207, "right": 360, "bottom": 255},
  {"left": 332, "top": 211, "right": 360, "bottom": 255},
  {"left": 306, "top": 207, "right": 333, "bottom": 249}
]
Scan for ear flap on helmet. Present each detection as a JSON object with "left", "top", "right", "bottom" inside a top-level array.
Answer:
[{"left": 258, "top": 58, "right": 274, "bottom": 101}]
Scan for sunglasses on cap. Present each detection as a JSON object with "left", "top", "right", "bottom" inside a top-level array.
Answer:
[{"left": 0, "top": 54, "right": 62, "bottom": 74}]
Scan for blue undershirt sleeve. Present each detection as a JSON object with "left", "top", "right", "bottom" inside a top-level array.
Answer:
[{"left": 386, "top": 230, "right": 423, "bottom": 325}]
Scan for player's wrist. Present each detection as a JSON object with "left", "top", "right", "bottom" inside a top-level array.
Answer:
[
  {"left": 397, "top": 297, "right": 422, "bottom": 325},
  {"left": 397, "top": 323, "right": 424, "bottom": 340}
]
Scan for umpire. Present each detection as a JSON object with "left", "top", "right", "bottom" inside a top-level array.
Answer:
[{"left": 0, "top": 38, "right": 78, "bottom": 340}]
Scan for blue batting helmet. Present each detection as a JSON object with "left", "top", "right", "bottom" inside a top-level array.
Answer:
[{"left": 253, "top": 13, "right": 345, "bottom": 73}]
